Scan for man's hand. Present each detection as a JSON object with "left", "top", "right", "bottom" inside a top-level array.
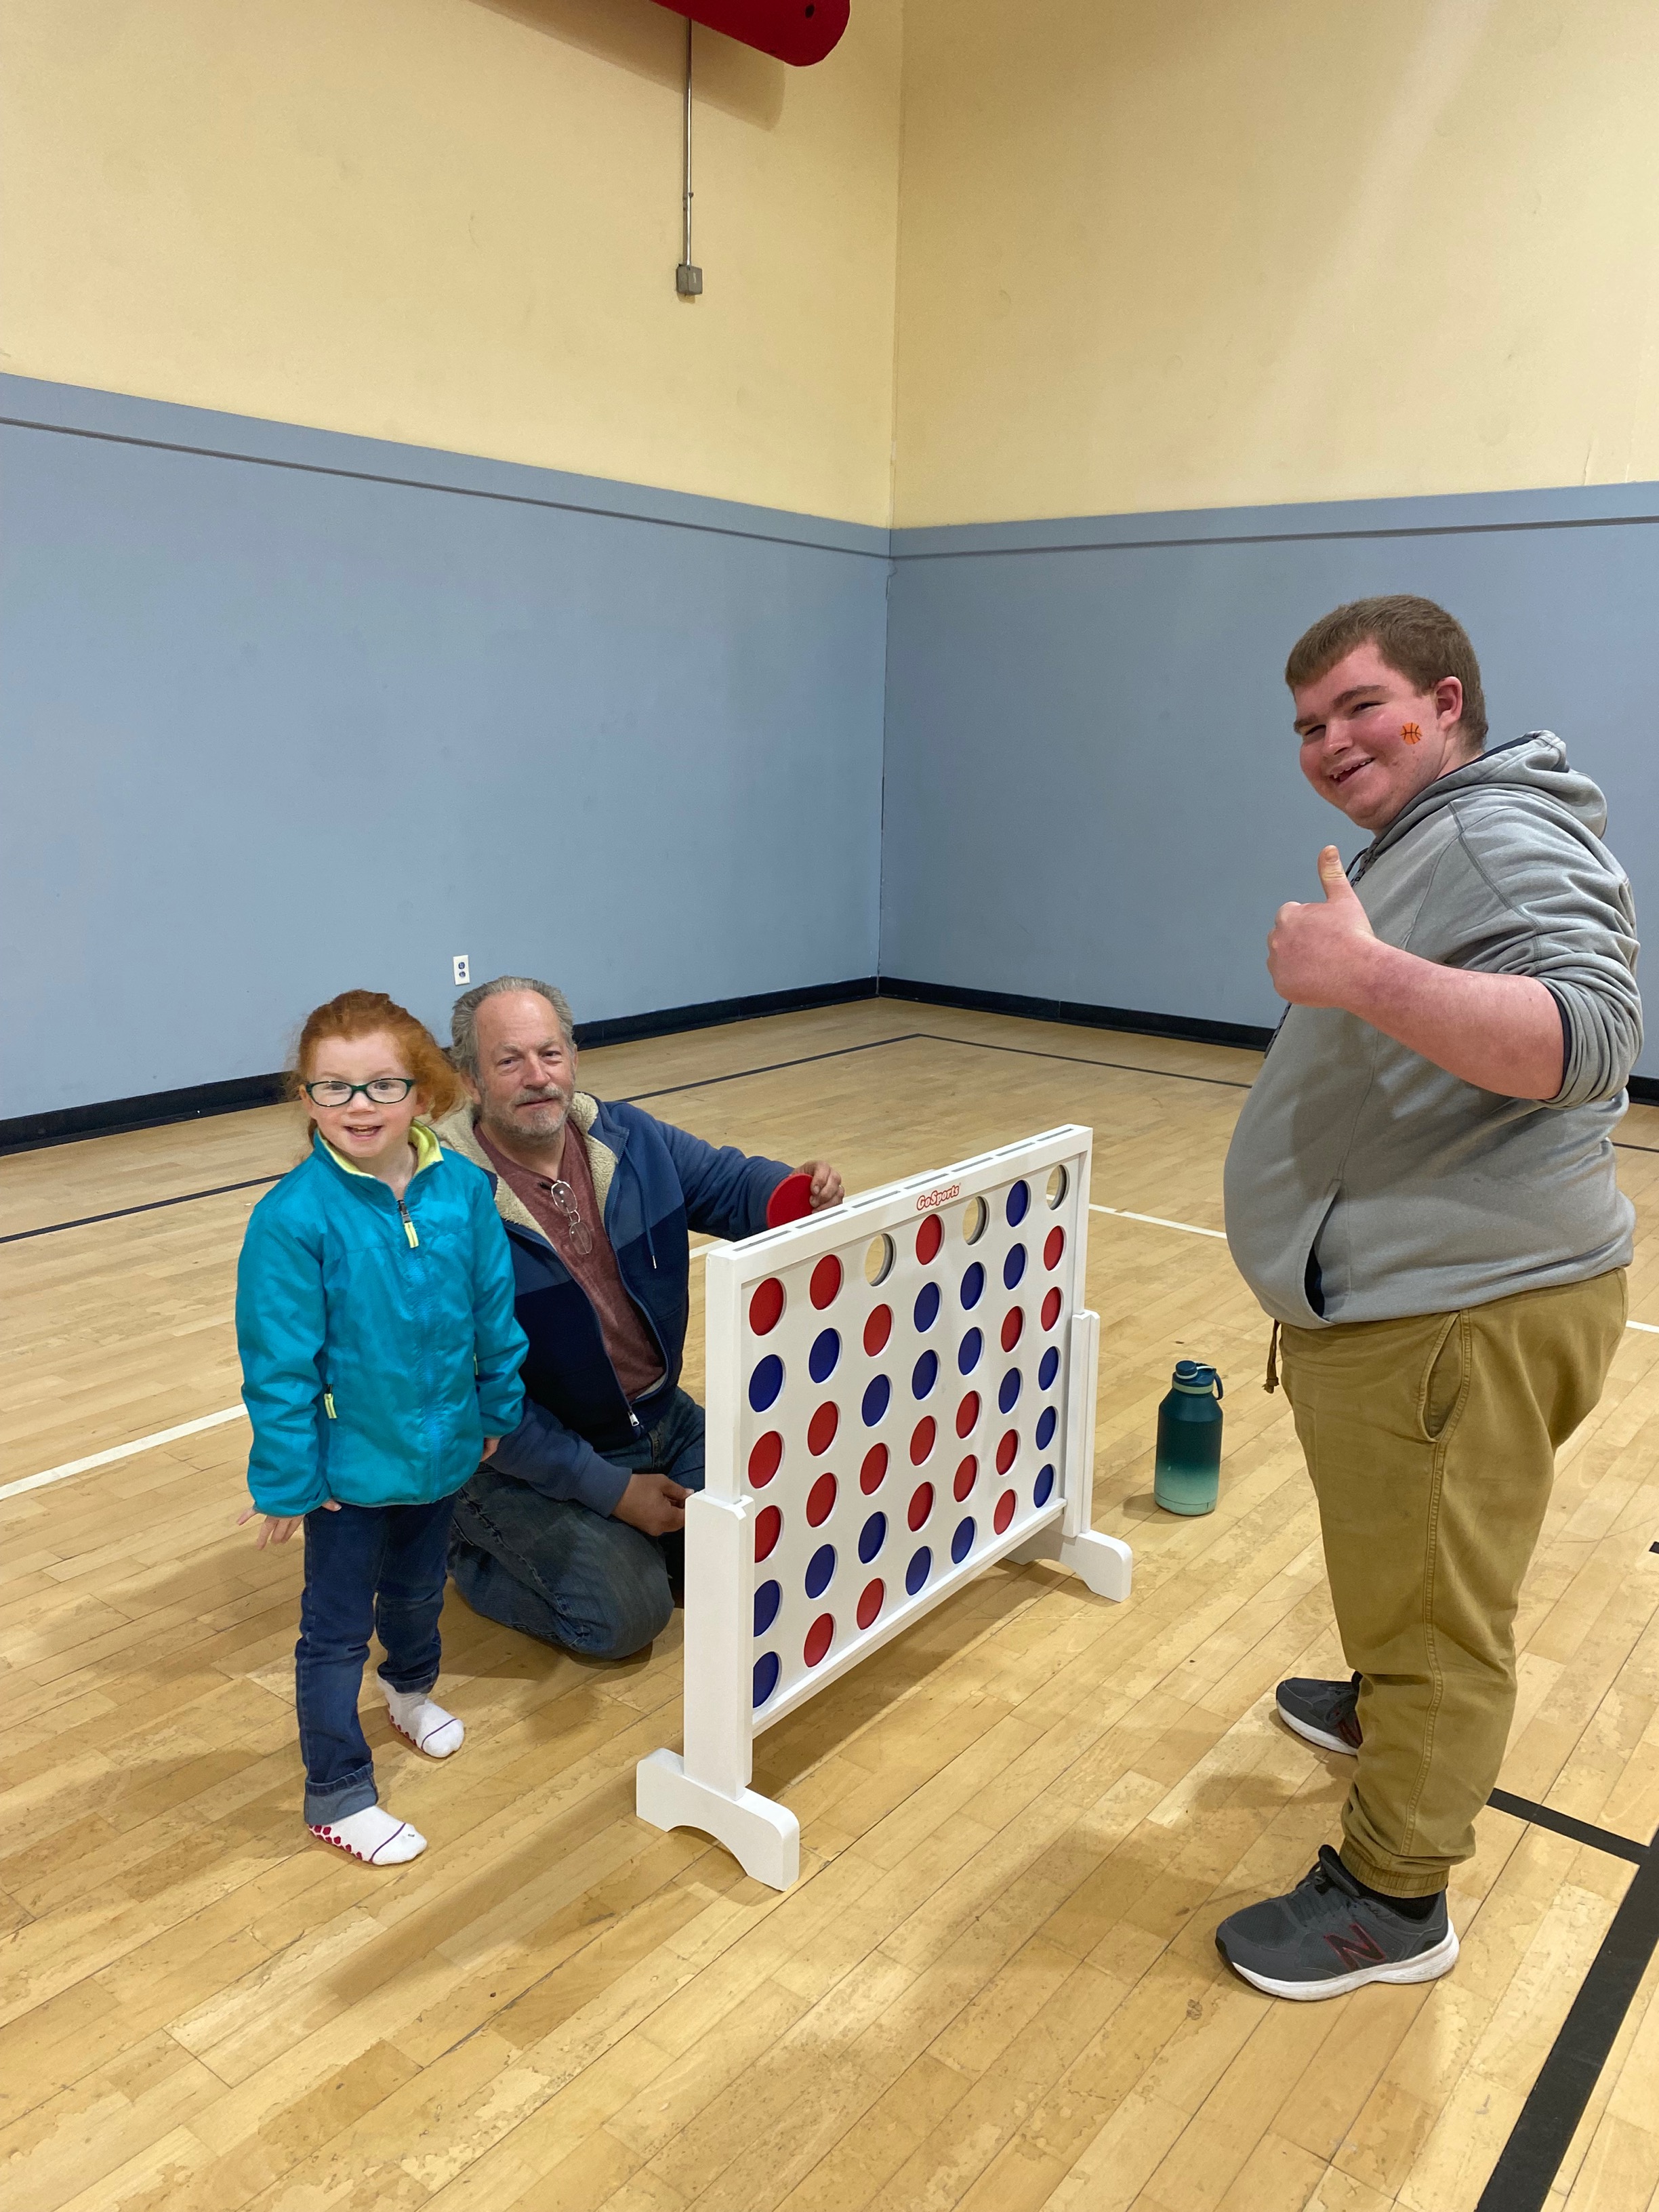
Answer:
[
  {"left": 798, "top": 1160, "right": 844, "bottom": 1211},
  {"left": 481, "top": 1436, "right": 500, "bottom": 1460},
  {"left": 1267, "top": 846, "right": 1377, "bottom": 1008},
  {"left": 614, "top": 1469, "right": 690, "bottom": 1536},
  {"left": 239, "top": 1498, "right": 340, "bottom": 1549}
]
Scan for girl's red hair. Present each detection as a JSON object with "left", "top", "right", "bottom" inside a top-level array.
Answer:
[{"left": 290, "top": 989, "right": 466, "bottom": 1128}]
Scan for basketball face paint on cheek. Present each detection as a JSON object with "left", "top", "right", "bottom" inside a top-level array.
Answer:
[{"left": 1401, "top": 722, "right": 1422, "bottom": 745}]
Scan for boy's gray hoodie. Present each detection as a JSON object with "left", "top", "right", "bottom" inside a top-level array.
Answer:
[{"left": 1223, "top": 733, "right": 1640, "bottom": 1327}]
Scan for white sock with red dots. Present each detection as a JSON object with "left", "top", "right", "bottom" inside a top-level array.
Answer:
[
  {"left": 309, "top": 1805, "right": 426, "bottom": 1864},
  {"left": 383, "top": 1681, "right": 465, "bottom": 1758}
]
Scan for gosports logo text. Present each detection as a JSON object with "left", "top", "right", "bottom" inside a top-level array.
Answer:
[{"left": 916, "top": 1183, "right": 962, "bottom": 1214}]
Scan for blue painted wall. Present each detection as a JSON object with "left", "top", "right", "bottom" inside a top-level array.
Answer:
[
  {"left": 881, "top": 491, "right": 1659, "bottom": 1077},
  {"left": 0, "top": 377, "right": 890, "bottom": 1121},
  {"left": 7, "top": 373, "right": 1658, "bottom": 1120}
]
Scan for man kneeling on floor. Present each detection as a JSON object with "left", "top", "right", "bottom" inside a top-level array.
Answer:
[
  {"left": 1220, "top": 595, "right": 1641, "bottom": 2000},
  {"left": 436, "top": 976, "right": 843, "bottom": 1661}
]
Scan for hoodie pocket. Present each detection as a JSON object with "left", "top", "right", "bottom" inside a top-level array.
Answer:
[{"left": 1294, "top": 1183, "right": 1342, "bottom": 1326}]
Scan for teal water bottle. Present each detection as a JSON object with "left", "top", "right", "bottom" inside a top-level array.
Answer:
[{"left": 1154, "top": 1360, "right": 1224, "bottom": 1515}]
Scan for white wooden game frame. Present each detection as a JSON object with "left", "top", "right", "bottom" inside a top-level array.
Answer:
[{"left": 636, "top": 1125, "right": 1132, "bottom": 1889}]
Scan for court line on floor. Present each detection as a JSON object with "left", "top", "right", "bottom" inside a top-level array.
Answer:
[{"left": 15, "top": 1021, "right": 1656, "bottom": 1246}]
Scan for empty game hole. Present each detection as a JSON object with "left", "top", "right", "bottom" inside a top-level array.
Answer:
[
  {"left": 864, "top": 1233, "right": 895, "bottom": 1286},
  {"left": 810, "top": 1254, "right": 843, "bottom": 1309},
  {"left": 962, "top": 1195, "right": 988, "bottom": 1244},
  {"left": 1046, "top": 1165, "right": 1069, "bottom": 1210},
  {"left": 750, "top": 1278, "right": 785, "bottom": 1335}
]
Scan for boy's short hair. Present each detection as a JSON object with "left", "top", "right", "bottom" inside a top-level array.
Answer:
[{"left": 1285, "top": 594, "right": 1488, "bottom": 751}]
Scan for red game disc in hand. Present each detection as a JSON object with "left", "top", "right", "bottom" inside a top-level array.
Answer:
[{"left": 766, "top": 1172, "right": 814, "bottom": 1228}]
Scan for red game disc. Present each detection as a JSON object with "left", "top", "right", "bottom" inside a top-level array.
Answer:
[
  {"left": 996, "top": 1429, "right": 1018, "bottom": 1474},
  {"left": 806, "top": 1473, "right": 838, "bottom": 1527},
  {"left": 915, "top": 1214, "right": 943, "bottom": 1263},
  {"left": 748, "top": 1431, "right": 783, "bottom": 1487},
  {"left": 909, "top": 1416, "right": 937, "bottom": 1465},
  {"left": 907, "top": 1481, "right": 934, "bottom": 1532},
  {"left": 857, "top": 1579, "right": 884, "bottom": 1630},
  {"left": 1041, "top": 1287, "right": 1063, "bottom": 1330},
  {"left": 954, "top": 1454, "right": 978, "bottom": 1502},
  {"left": 755, "top": 1504, "right": 781, "bottom": 1560},
  {"left": 1001, "top": 1307, "right": 1024, "bottom": 1352},
  {"left": 1044, "top": 1227, "right": 1065, "bottom": 1269},
  {"left": 863, "top": 1304, "right": 893, "bottom": 1355},
  {"left": 749, "top": 1277, "right": 785, "bottom": 1334},
  {"left": 811, "top": 1254, "right": 843, "bottom": 1308},
  {"left": 766, "top": 1172, "right": 814, "bottom": 1228},
  {"left": 860, "top": 1443, "right": 889, "bottom": 1492},
  {"left": 803, "top": 1613, "right": 834, "bottom": 1666},
  {"left": 955, "top": 1391, "right": 980, "bottom": 1438},
  {"left": 994, "top": 1490, "right": 1017, "bottom": 1534},
  {"left": 808, "top": 1402, "right": 839, "bottom": 1455}
]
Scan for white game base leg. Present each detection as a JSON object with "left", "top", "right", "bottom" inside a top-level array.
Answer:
[
  {"left": 1010, "top": 1523, "right": 1133, "bottom": 1601},
  {"left": 636, "top": 1748, "right": 801, "bottom": 1889}
]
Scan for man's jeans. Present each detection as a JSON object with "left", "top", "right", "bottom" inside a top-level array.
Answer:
[
  {"left": 295, "top": 1494, "right": 456, "bottom": 1824},
  {"left": 448, "top": 1389, "right": 705, "bottom": 1660}
]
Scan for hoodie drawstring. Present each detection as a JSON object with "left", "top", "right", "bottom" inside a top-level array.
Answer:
[{"left": 1264, "top": 1321, "right": 1280, "bottom": 1395}]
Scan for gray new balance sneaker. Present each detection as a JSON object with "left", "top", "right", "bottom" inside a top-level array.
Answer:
[
  {"left": 1276, "top": 1671, "right": 1362, "bottom": 1755},
  {"left": 1215, "top": 1845, "right": 1458, "bottom": 2000}
]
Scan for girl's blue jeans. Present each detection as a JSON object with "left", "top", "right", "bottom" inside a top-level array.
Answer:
[{"left": 295, "top": 1494, "right": 457, "bottom": 1824}]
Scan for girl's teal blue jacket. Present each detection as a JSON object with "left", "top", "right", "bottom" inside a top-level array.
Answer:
[{"left": 236, "top": 1128, "right": 528, "bottom": 1518}]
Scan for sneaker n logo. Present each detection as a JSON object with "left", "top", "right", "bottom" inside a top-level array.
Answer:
[{"left": 1326, "top": 1921, "right": 1387, "bottom": 1972}]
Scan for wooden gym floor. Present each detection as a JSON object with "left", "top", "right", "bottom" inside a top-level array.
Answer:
[{"left": 2, "top": 998, "right": 1658, "bottom": 2212}]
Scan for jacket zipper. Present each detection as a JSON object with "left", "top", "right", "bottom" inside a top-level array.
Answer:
[{"left": 398, "top": 1199, "right": 419, "bottom": 1248}]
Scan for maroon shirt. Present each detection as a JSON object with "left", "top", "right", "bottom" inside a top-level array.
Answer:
[{"left": 476, "top": 1119, "right": 665, "bottom": 1406}]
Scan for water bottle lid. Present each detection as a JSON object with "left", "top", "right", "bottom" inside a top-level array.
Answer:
[{"left": 1172, "top": 1359, "right": 1219, "bottom": 1395}]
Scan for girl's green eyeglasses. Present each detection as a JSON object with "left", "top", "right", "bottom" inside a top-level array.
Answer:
[{"left": 304, "top": 1078, "right": 418, "bottom": 1107}]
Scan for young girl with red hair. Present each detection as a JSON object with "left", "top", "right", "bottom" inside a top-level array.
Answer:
[{"left": 237, "top": 991, "right": 527, "bottom": 1865}]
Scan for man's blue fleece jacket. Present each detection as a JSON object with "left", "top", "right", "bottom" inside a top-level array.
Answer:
[{"left": 433, "top": 1095, "right": 790, "bottom": 1514}]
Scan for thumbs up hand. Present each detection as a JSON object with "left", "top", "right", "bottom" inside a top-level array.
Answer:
[{"left": 1267, "top": 846, "right": 1378, "bottom": 1007}]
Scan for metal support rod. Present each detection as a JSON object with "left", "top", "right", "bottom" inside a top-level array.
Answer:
[{"left": 682, "top": 16, "right": 694, "bottom": 269}]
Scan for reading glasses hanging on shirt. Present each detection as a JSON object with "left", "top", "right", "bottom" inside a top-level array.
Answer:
[{"left": 540, "top": 1177, "right": 595, "bottom": 1256}]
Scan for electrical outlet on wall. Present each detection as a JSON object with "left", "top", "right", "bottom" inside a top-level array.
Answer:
[{"left": 453, "top": 955, "right": 470, "bottom": 986}]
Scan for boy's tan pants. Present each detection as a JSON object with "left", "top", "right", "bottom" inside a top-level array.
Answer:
[{"left": 1277, "top": 1269, "right": 1626, "bottom": 1897}]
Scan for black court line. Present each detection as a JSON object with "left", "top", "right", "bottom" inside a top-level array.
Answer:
[
  {"left": 1486, "top": 1788, "right": 1648, "bottom": 1866},
  {"left": 1477, "top": 1815, "right": 1658, "bottom": 2212},
  {"left": 0, "top": 1174, "right": 285, "bottom": 1246},
  {"left": 3, "top": 1029, "right": 1252, "bottom": 1244}
]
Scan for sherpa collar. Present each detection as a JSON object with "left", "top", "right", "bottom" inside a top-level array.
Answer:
[{"left": 430, "top": 1094, "right": 619, "bottom": 1244}]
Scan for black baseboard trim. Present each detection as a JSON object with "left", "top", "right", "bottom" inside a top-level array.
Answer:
[
  {"left": 877, "top": 976, "right": 1277, "bottom": 1054},
  {"left": 572, "top": 976, "right": 878, "bottom": 1050},
  {"left": 0, "top": 977, "right": 883, "bottom": 1156},
  {"left": 1629, "top": 1076, "right": 1659, "bottom": 1105},
  {"left": 0, "top": 1073, "right": 291, "bottom": 1155}
]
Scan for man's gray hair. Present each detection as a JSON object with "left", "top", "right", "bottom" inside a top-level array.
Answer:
[{"left": 450, "top": 975, "right": 575, "bottom": 1076}]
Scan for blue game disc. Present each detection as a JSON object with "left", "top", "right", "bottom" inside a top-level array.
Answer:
[
  {"left": 913, "top": 1282, "right": 941, "bottom": 1333},
  {"left": 957, "top": 1326, "right": 983, "bottom": 1375},
  {"left": 998, "top": 1367, "right": 1021, "bottom": 1414},
  {"left": 754, "top": 1578, "right": 781, "bottom": 1636},
  {"left": 1006, "top": 1180, "right": 1030, "bottom": 1226},
  {"left": 1036, "top": 1406, "right": 1057, "bottom": 1450},
  {"left": 1003, "top": 1244, "right": 1027, "bottom": 1289},
  {"left": 861, "top": 1374, "right": 891, "bottom": 1426},
  {"left": 858, "top": 1511, "right": 887, "bottom": 1563},
  {"left": 1038, "top": 1346, "right": 1060, "bottom": 1390},
  {"left": 905, "top": 1546, "right": 932, "bottom": 1596},
  {"left": 748, "top": 1354, "right": 785, "bottom": 1412},
  {"left": 809, "top": 1328, "right": 841, "bottom": 1384},
  {"left": 951, "top": 1517, "right": 975, "bottom": 1564},
  {"left": 960, "top": 1261, "right": 985, "bottom": 1309},
  {"left": 805, "top": 1543, "right": 836, "bottom": 1599},
  {"left": 1033, "top": 1464, "right": 1054, "bottom": 1507},
  {"left": 912, "top": 1349, "right": 939, "bottom": 1399},
  {"left": 753, "top": 1651, "right": 780, "bottom": 1706}
]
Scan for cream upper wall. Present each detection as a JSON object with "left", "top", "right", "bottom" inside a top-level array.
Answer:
[
  {"left": 0, "top": 0, "right": 902, "bottom": 525},
  {"left": 890, "top": 0, "right": 1659, "bottom": 527}
]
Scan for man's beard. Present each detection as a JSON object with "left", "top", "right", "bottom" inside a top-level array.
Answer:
[{"left": 483, "top": 1086, "right": 571, "bottom": 1148}]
